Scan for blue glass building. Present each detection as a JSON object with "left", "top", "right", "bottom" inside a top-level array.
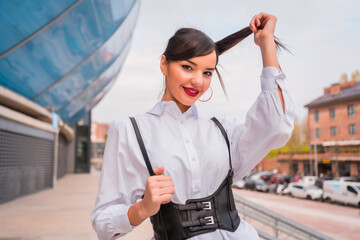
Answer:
[
  {"left": 0, "top": 0, "right": 139, "bottom": 125},
  {"left": 0, "top": 0, "right": 140, "bottom": 203}
]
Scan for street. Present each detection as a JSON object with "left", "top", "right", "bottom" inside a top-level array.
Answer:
[
  {"left": 233, "top": 188, "right": 360, "bottom": 240},
  {"left": 1, "top": 170, "right": 359, "bottom": 240}
]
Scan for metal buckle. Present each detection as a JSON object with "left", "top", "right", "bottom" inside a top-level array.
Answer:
[
  {"left": 204, "top": 216, "right": 214, "bottom": 225},
  {"left": 202, "top": 201, "right": 211, "bottom": 210}
]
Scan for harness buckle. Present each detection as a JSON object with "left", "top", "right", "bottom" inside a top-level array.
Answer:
[
  {"left": 202, "top": 201, "right": 211, "bottom": 210},
  {"left": 204, "top": 216, "right": 214, "bottom": 225}
]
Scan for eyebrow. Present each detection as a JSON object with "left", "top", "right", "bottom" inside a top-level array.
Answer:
[{"left": 185, "top": 60, "right": 215, "bottom": 71}]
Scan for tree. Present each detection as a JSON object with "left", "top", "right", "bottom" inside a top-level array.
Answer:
[
  {"left": 287, "top": 117, "right": 300, "bottom": 146},
  {"left": 300, "top": 116, "right": 309, "bottom": 144},
  {"left": 351, "top": 70, "right": 360, "bottom": 82},
  {"left": 339, "top": 73, "right": 348, "bottom": 83}
]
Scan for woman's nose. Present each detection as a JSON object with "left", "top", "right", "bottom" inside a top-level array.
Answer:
[{"left": 190, "top": 72, "right": 203, "bottom": 87}]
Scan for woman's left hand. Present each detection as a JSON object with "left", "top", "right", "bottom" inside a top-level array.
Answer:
[{"left": 249, "top": 12, "right": 277, "bottom": 47}]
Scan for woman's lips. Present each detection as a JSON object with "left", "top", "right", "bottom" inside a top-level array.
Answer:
[{"left": 183, "top": 86, "right": 199, "bottom": 97}]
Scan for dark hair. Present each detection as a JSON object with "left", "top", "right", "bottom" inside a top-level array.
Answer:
[{"left": 163, "top": 26, "right": 288, "bottom": 98}]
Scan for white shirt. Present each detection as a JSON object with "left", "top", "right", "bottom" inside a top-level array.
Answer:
[{"left": 91, "top": 66, "right": 295, "bottom": 240}]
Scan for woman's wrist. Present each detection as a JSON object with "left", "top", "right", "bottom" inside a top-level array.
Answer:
[
  {"left": 127, "top": 200, "right": 149, "bottom": 226},
  {"left": 258, "top": 34, "right": 275, "bottom": 49},
  {"left": 259, "top": 38, "right": 279, "bottom": 69}
]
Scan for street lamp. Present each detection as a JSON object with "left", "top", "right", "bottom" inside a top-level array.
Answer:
[{"left": 313, "top": 109, "right": 318, "bottom": 177}]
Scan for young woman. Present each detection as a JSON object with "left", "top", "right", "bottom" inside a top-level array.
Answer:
[{"left": 91, "top": 12, "right": 295, "bottom": 240}]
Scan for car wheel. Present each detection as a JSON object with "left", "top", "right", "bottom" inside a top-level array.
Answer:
[
  {"left": 324, "top": 197, "right": 332, "bottom": 203},
  {"left": 288, "top": 192, "right": 293, "bottom": 197},
  {"left": 306, "top": 195, "right": 312, "bottom": 200}
]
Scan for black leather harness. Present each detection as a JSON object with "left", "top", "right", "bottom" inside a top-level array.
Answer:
[{"left": 129, "top": 117, "right": 240, "bottom": 240}]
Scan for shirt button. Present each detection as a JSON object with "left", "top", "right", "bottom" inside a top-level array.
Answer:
[
  {"left": 192, "top": 157, "right": 196, "bottom": 161},
  {"left": 185, "top": 140, "right": 190, "bottom": 144}
]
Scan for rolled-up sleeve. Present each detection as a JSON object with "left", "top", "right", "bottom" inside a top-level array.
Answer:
[
  {"left": 221, "top": 66, "right": 295, "bottom": 182},
  {"left": 90, "top": 120, "right": 147, "bottom": 240}
]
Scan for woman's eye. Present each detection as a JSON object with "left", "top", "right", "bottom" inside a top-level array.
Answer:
[
  {"left": 204, "top": 71, "right": 212, "bottom": 76},
  {"left": 182, "top": 65, "right": 192, "bottom": 70}
]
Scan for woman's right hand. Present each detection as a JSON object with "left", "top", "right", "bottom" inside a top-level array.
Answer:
[
  {"left": 140, "top": 167, "right": 175, "bottom": 218},
  {"left": 249, "top": 12, "right": 277, "bottom": 47}
]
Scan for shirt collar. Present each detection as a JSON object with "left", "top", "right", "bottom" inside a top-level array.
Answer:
[{"left": 147, "top": 101, "right": 198, "bottom": 120}]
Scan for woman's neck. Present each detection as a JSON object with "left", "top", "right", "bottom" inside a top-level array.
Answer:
[{"left": 161, "top": 95, "right": 190, "bottom": 114}]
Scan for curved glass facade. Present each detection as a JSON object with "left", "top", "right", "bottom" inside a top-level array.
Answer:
[{"left": 0, "top": 0, "right": 140, "bottom": 124}]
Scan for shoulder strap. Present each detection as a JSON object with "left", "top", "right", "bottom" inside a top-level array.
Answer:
[
  {"left": 129, "top": 117, "right": 155, "bottom": 176},
  {"left": 129, "top": 116, "right": 232, "bottom": 175},
  {"left": 211, "top": 117, "right": 233, "bottom": 169}
]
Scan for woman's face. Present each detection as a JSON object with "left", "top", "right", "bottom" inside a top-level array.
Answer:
[{"left": 160, "top": 50, "right": 217, "bottom": 113}]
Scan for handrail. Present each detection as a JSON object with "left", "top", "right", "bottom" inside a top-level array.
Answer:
[{"left": 234, "top": 194, "right": 333, "bottom": 240}]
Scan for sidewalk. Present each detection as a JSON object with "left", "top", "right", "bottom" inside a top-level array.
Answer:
[{"left": 0, "top": 168, "right": 153, "bottom": 240}]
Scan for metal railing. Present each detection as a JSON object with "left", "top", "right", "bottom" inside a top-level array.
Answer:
[{"left": 234, "top": 195, "right": 333, "bottom": 240}]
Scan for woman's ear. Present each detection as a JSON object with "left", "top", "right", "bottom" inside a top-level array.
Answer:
[{"left": 160, "top": 55, "right": 168, "bottom": 76}]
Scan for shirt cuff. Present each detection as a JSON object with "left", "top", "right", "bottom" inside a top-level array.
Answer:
[
  {"left": 260, "top": 66, "right": 287, "bottom": 91},
  {"left": 110, "top": 204, "right": 136, "bottom": 236}
]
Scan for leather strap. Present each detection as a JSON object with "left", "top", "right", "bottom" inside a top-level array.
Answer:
[
  {"left": 210, "top": 117, "right": 233, "bottom": 169},
  {"left": 129, "top": 116, "right": 232, "bottom": 175},
  {"left": 129, "top": 117, "right": 155, "bottom": 176}
]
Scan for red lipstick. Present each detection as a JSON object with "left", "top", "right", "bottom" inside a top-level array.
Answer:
[{"left": 183, "top": 86, "right": 199, "bottom": 97}]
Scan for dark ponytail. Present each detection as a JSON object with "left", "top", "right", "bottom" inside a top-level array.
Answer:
[
  {"left": 162, "top": 27, "right": 288, "bottom": 99},
  {"left": 215, "top": 26, "right": 289, "bottom": 55}
]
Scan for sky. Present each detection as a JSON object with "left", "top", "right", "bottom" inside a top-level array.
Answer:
[{"left": 92, "top": 0, "right": 360, "bottom": 124}]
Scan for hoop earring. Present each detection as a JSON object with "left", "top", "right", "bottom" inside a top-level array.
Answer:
[{"left": 198, "top": 87, "right": 213, "bottom": 102}]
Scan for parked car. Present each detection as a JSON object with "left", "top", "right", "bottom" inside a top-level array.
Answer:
[
  {"left": 269, "top": 174, "right": 291, "bottom": 194},
  {"left": 315, "top": 175, "right": 333, "bottom": 188},
  {"left": 259, "top": 171, "right": 274, "bottom": 182},
  {"left": 333, "top": 176, "right": 357, "bottom": 182},
  {"left": 233, "top": 179, "right": 245, "bottom": 189},
  {"left": 286, "top": 182, "right": 323, "bottom": 200},
  {"left": 269, "top": 174, "right": 282, "bottom": 184},
  {"left": 323, "top": 180, "right": 360, "bottom": 207},
  {"left": 244, "top": 171, "right": 272, "bottom": 192},
  {"left": 254, "top": 178, "right": 269, "bottom": 192},
  {"left": 300, "top": 176, "right": 317, "bottom": 185}
]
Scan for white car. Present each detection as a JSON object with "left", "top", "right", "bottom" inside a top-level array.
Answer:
[
  {"left": 287, "top": 183, "right": 323, "bottom": 200},
  {"left": 301, "top": 176, "right": 317, "bottom": 185},
  {"left": 233, "top": 180, "right": 245, "bottom": 189},
  {"left": 323, "top": 180, "right": 360, "bottom": 207}
]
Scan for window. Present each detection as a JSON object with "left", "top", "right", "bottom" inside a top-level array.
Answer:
[
  {"left": 315, "top": 128, "right": 320, "bottom": 138},
  {"left": 347, "top": 186, "right": 358, "bottom": 195},
  {"left": 304, "top": 163, "right": 310, "bottom": 175},
  {"left": 349, "top": 124, "right": 356, "bottom": 135},
  {"left": 348, "top": 105, "right": 355, "bottom": 118},
  {"left": 331, "top": 127, "right": 337, "bottom": 136},
  {"left": 330, "top": 108, "right": 335, "bottom": 121},
  {"left": 292, "top": 163, "right": 298, "bottom": 174},
  {"left": 314, "top": 110, "right": 319, "bottom": 122},
  {"left": 339, "top": 163, "right": 350, "bottom": 176}
]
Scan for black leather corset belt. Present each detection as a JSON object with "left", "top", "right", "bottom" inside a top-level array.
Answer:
[{"left": 130, "top": 117, "right": 240, "bottom": 240}]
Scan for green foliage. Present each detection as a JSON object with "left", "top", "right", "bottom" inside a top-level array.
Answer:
[
  {"left": 267, "top": 144, "right": 310, "bottom": 157},
  {"left": 266, "top": 114, "right": 311, "bottom": 157}
]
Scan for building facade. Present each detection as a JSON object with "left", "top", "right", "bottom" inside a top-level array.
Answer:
[
  {"left": 91, "top": 122, "right": 110, "bottom": 159},
  {"left": 256, "top": 81, "right": 360, "bottom": 178},
  {"left": 305, "top": 81, "right": 360, "bottom": 177}
]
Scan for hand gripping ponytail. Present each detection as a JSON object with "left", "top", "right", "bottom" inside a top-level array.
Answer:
[
  {"left": 214, "top": 26, "right": 290, "bottom": 96},
  {"left": 215, "top": 26, "right": 290, "bottom": 56}
]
